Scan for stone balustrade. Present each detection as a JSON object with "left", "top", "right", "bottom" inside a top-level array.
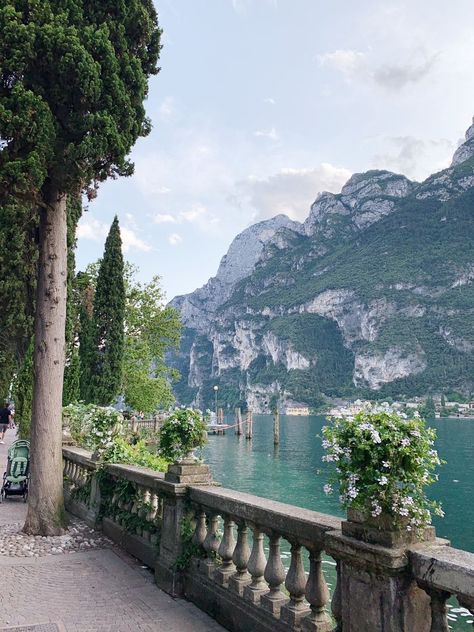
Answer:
[
  {"left": 411, "top": 546, "right": 474, "bottom": 630},
  {"left": 62, "top": 446, "right": 474, "bottom": 632}
]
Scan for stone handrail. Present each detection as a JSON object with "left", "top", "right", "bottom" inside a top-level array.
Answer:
[
  {"left": 410, "top": 545, "right": 474, "bottom": 630},
  {"left": 62, "top": 447, "right": 474, "bottom": 631}
]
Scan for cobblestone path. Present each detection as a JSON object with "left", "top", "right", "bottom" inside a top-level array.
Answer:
[{"left": 0, "top": 430, "right": 225, "bottom": 632}]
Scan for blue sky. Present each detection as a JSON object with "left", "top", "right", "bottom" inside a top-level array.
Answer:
[{"left": 76, "top": 0, "right": 474, "bottom": 300}]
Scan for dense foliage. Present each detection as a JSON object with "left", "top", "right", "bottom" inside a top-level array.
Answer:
[
  {"left": 87, "top": 217, "right": 125, "bottom": 405},
  {"left": 122, "top": 271, "right": 181, "bottom": 412},
  {"left": 63, "top": 403, "right": 168, "bottom": 474},
  {"left": 322, "top": 408, "right": 444, "bottom": 530},
  {"left": 159, "top": 409, "right": 207, "bottom": 463}
]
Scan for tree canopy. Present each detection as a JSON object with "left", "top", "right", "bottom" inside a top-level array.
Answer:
[
  {"left": 0, "top": 0, "right": 161, "bottom": 535},
  {"left": 0, "top": 0, "right": 161, "bottom": 201}
]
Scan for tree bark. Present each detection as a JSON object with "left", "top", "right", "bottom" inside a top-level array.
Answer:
[{"left": 23, "top": 185, "right": 68, "bottom": 535}]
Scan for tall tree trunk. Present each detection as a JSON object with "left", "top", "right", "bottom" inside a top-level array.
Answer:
[{"left": 23, "top": 186, "right": 68, "bottom": 535}]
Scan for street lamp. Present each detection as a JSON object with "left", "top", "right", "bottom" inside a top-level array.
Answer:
[{"left": 213, "top": 385, "right": 219, "bottom": 423}]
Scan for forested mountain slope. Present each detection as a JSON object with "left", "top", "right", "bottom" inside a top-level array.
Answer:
[{"left": 169, "top": 119, "right": 474, "bottom": 411}]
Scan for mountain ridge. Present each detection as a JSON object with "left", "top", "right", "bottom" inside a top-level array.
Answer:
[{"left": 169, "top": 119, "right": 474, "bottom": 412}]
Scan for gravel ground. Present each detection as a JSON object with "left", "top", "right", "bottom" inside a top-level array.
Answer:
[{"left": 0, "top": 517, "right": 114, "bottom": 558}]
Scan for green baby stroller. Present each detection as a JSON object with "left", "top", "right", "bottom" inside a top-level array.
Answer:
[{"left": 0, "top": 439, "right": 30, "bottom": 502}]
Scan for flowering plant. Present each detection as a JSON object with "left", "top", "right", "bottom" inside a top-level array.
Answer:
[
  {"left": 159, "top": 408, "right": 207, "bottom": 463},
  {"left": 63, "top": 403, "right": 123, "bottom": 458},
  {"left": 321, "top": 407, "right": 443, "bottom": 531}
]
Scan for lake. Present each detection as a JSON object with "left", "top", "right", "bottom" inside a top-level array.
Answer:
[{"left": 202, "top": 415, "right": 474, "bottom": 630}]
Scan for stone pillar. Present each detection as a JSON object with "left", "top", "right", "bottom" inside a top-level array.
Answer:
[
  {"left": 325, "top": 513, "right": 436, "bottom": 632},
  {"left": 155, "top": 461, "right": 213, "bottom": 596}
]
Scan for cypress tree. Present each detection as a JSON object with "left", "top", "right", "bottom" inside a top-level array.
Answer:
[
  {"left": 90, "top": 217, "right": 125, "bottom": 405},
  {"left": 0, "top": 0, "right": 161, "bottom": 534}
]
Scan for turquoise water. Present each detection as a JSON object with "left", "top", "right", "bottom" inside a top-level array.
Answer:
[{"left": 202, "top": 415, "right": 474, "bottom": 630}]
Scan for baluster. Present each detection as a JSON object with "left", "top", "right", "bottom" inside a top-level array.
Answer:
[
  {"left": 201, "top": 513, "right": 220, "bottom": 577},
  {"left": 229, "top": 521, "right": 252, "bottom": 596},
  {"left": 244, "top": 525, "right": 268, "bottom": 604},
  {"left": 425, "top": 588, "right": 450, "bottom": 632},
  {"left": 192, "top": 509, "right": 207, "bottom": 548},
  {"left": 280, "top": 542, "right": 310, "bottom": 628},
  {"left": 301, "top": 548, "right": 332, "bottom": 632},
  {"left": 215, "top": 515, "right": 236, "bottom": 587},
  {"left": 147, "top": 492, "right": 158, "bottom": 522},
  {"left": 331, "top": 559, "right": 343, "bottom": 632},
  {"left": 261, "top": 533, "right": 288, "bottom": 617}
]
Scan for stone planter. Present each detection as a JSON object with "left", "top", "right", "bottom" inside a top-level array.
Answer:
[{"left": 342, "top": 507, "right": 436, "bottom": 548}]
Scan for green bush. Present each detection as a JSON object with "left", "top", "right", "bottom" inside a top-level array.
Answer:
[
  {"left": 322, "top": 407, "right": 444, "bottom": 531},
  {"left": 102, "top": 436, "right": 168, "bottom": 471},
  {"left": 159, "top": 408, "right": 207, "bottom": 462}
]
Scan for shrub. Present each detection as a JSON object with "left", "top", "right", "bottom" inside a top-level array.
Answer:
[
  {"left": 159, "top": 408, "right": 207, "bottom": 463},
  {"left": 102, "top": 436, "right": 168, "bottom": 471},
  {"left": 321, "top": 407, "right": 444, "bottom": 531}
]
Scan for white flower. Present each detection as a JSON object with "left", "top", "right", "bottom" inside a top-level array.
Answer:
[
  {"left": 371, "top": 503, "right": 382, "bottom": 517},
  {"left": 323, "top": 484, "right": 333, "bottom": 495},
  {"left": 371, "top": 430, "right": 382, "bottom": 444},
  {"left": 347, "top": 486, "right": 358, "bottom": 499},
  {"left": 400, "top": 438, "right": 410, "bottom": 447},
  {"left": 378, "top": 476, "right": 388, "bottom": 486},
  {"left": 382, "top": 461, "right": 390, "bottom": 468}
]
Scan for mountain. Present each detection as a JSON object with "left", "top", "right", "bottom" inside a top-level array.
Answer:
[{"left": 169, "top": 118, "right": 474, "bottom": 412}]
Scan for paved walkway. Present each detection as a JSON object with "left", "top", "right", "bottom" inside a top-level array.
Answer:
[{"left": 0, "top": 429, "right": 226, "bottom": 632}]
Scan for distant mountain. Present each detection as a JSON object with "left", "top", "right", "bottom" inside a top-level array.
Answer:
[{"left": 169, "top": 118, "right": 474, "bottom": 412}]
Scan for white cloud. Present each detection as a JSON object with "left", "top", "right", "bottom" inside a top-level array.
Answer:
[
  {"left": 372, "top": 136, "right": 455, "bottom": 181},
  {"left": 254, "top": 127, "right": 279, "bottom": 141},
  {"left": 234, "top": 163, "right": 351, "bottom": 222},
  {"left": 77, "top": 216, "right": 152, "bottom": 253},
  {"left": 76, "top": 216, "right": 108, "bottom": 242},
  {"left": 153, "top": 204, "right": 219, "bottom": 231},
  {"left": 154, "top": 213, "right": 178, "bottom": 224},
  {"left": 264, "top": 97, "right": 276, "bottom": 105},
  {"left": 317, "top": 46, "right": 439, "bottom": 90},
  {"left": 120, "top": 227, "right": 152, "bottom": 253},
  {"left": 373, "top": 52, "right": 439, "bottom": 90},
  {"left": 317, "top": 49, "right": 367, "bottom": 79},
  {"left": 168, "top": 233, "right": 183, "bottom": 246}
]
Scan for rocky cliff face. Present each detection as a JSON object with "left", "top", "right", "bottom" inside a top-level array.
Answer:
[{"left": 170, "top": 119, "right": 474, "bottom": 412}]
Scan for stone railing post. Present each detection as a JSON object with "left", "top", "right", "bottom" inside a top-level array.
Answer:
[
  {"left": 155, "top": 460, "right": 212, "bottom": 597},
  {"left": 325, "top": 512, "right": 437, "bottom": 632}
]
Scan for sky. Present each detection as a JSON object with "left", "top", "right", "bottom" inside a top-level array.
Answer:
[{"left": 75, "top": 0, "right": 474, "bottom": 300}]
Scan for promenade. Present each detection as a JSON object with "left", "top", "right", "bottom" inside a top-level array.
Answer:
[{"left": 0, "top": 430, "right": 225, "bottom": 632}]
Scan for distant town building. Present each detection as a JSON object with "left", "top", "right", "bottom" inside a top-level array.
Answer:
[{"left": 286, "top": 406, "right": 310, "bottom": 416}]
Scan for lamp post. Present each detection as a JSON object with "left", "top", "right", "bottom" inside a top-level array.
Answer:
[{"left": 213, "top": 385, "right": 219, "bottom": 424}]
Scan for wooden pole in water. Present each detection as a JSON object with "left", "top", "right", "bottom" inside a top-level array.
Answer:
[
  {"left": 246, "top": 410, "right": 253, "bottom": 440},
  {"left": 273, "top": 411, "right": 280, "bottom": 445},
  {"left": 235, "top": 407, "right": 242, "bottom": 435}
]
